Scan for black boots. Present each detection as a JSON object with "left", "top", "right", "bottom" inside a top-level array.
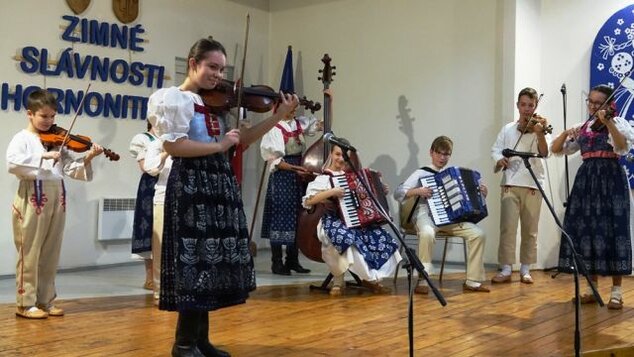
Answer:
[
  {"left": 285, "top": 245, "right": 311, "bottom": 274},
  {"left": 198, "top": 312, "right": 231, "bottom": 357},
  {"left": 172, "top": 311, "right": 230, "bottom": 357},
  {"left": 172, "top": 311, "right": 204, "bottom": 357},
  {"left": 271, "top": 245, "right": 291, "bottom": 275}
]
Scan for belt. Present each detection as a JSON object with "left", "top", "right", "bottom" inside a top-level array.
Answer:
[{"left": 581, "top": 151, "right": 618, "bottom": 160}]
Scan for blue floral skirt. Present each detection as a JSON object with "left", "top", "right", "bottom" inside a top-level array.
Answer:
[
  {"left": 159, "top": 154, "right": 256, "bottom": 312},
  {"left": 131, "top": 173, "right": 157, "bottom": 254},
  {"left": 558, "top": 158, "right": 632, "bottom": 275},
  {"left": 261, "top": 155, "right": 303, "bottom": 246},
  {"left": 322, "top": 213, "right": 399, "bottom": 270}
]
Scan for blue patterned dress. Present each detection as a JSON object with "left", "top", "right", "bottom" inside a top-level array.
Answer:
[
  {"left": 558, "top": 119, "right": 633, "bottom": 275},
  {"left": 321, "top": 212, "right": 400, "bottom": 270},
  {"left": 260, "top": 120, "right": 307, "bottom": 246},
  {"left": 129, "top": 132, "right": 158, "bottom": 255},
  {"left": 303, "top": 171, "right": 402, "bottom": 280},
  {"left": 148, "top": 87, "right": 256, "bottom": 311}
]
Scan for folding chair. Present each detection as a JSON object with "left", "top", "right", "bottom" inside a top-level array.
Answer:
[{"left": 393, "top": 197, "right": 467, "bottom": 284}]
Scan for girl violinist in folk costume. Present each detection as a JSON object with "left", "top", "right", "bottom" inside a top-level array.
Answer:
[
  {"left": 147, "top": 38, "right": 298, "bottom": 356},
  {"left": 551, "top": 84, "right": 634, "bottom": 310},
  {"left": 259, "top": 98, "right": 324, "bottom": 275}
]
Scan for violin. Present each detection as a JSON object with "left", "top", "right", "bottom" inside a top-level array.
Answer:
[
  {"left": 39, "top": 124, "right": 120, "bottom": 161},
  {"left": 199, "top": 79, "right": 321, "bottom": 114},
  {"left": 589, "top": 105, "right": 616, "bottom": 131},
  {"left": 517, "top": 113, "right": 553, "bottom": 134}
]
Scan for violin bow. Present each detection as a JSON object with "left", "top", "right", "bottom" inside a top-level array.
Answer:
[
  {"left": 234, "top": 13, "right": 250, "bottom": 129},
  {"left": 586, "top": 70, "right": 633, "bottom": 124},
  {"left": 58, "top": 83, "right": 92, "bottom": 154}
]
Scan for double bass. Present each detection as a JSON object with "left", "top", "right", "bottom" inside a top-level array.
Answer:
[
  {"left": 296, "top": 54, "right": 336, "bottom": 262},
  {"left": 296, "top": 55, "right": 363, "bottom": 263}
]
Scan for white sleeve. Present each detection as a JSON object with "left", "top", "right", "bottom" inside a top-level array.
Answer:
[
  {"left": 491, "top": 126, "right": 506, "bottom": 163},
  {"left": 260, "top": 127, "right": 285, "bottom": 171},
  {"left": 147, "top": 87, "right": 195, "bottom": 143},
  {"left": 6, "top": 133, "right": 43, "bottom": 179},
  {"left": 129, "top": 133, "right": 150, "bottom": 161},
  {"left": 393, "top": 169, "right": 425, "bottom": 203},
  {"left": 143, "top": 140, "right": 165, "bottom": 176},
  {"left": 609, "top": 117, "right": 634, "bottom": 155},
  {"left": 297, "top": 115, "right": 318, "bottom": 136},
  {"left": 61, "top": 150, "right": 93, "bottom": 181},
  {"left": 554, "top": 122, "right": 584, "bottom": 156},
  {"left": 302, "top": 175, "right": 332, "bottom": 209}
]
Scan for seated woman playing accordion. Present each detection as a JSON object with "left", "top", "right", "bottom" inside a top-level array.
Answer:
[{"left": 302, "top": 140, "right": 402, "bottom": 296}]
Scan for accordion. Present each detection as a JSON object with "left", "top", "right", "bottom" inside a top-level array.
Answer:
[
  {"left": 330, "top": 169, "right": 390, "bottom": 228},
  {"left": 419, "top": 166, "right": 487, "bottom": 226}
]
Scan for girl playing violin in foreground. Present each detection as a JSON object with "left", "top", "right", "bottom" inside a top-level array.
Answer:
[
  {"left": 147, "top": 37, "right": 298, "bottom": 357},
  {"left": 302, "top": 139, "right": 402, "bottom": 296},
  {"left": 6, "top": 88, "right": 104, "bottom": 319},
  {"left": 551, "top": 84, "right": 634, "bottom": 310}
]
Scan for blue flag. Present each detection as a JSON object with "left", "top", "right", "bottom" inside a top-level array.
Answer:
[{"left": 279, "top": 46, "right": 294, "bottom": 93}]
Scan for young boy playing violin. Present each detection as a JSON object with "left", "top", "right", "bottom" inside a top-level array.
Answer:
[
  {"left": 490, "top": 87, "right": 551, "bottom": 285},
  {"left": 6, "top": 88, "right": 103, "bottom": 319}
]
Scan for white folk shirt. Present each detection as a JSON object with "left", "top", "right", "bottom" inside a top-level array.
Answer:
[
  {"left": 143, "top": 138, "right": 173, "bottom": 205},
  {"left": 6, "top": 129, "right": 93, "bottom": 181},
  {"left": 260, "top": 116, "right": 318, "bottom": 173},
  {"left": 491, "top": 121, "right": 552, "bottom": 189}
]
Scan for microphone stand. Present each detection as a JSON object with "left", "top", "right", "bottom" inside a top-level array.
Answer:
[
  {"left": 340, "top": 149, "right": 447, "bottom": 357},
  {"left": 516, "top": 154, "right": 603, "bottom": 357},
  {"left": 561, "top": 84, "right": 571, "bottom": 204},
  {"left": 549, "top": 84, "right": 570, "bottom": 276}
]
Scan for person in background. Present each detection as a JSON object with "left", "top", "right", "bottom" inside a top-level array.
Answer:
[
  {"left": 129, "top": 122, "right": 159, "bottom": 291},
  {"left": 260, "top": 97, "right": 323, "bottom": 275},
  {"left": 143, "top": 138, "right": 172, "bottom": 305},
  {"left": 395, "top": 135, "right": 489, "bottom": 294},
  {"left": 490, "top": 87, "right": 550, "bottom": 285},
  {"left": 303, "top": 140, "right": 401, "bottom": 296}
]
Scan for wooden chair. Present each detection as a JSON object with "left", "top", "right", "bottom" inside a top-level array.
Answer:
[{"left": 393, "top": 197, "right": 468, "bottom": 284}]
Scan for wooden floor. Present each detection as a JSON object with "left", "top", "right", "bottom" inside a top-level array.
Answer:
[{"left": 1, "top": 272, "right": 634, "bottom": 356}]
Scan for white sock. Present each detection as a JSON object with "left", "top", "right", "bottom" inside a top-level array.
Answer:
[
  {"left": 520, "top": 264, "right": 530, "bottom": 276},
  {"left": 465, "top": 280, "right": 481, "bottom": 288},
  {"left": 611, "top": 286, "right": 622, "bottom": 301},
  {"left": 333, "top": 274, "right": 345, "bottom": 287},
  {"left": 501, "top": 264, "right": 512, "bottom": 276}
]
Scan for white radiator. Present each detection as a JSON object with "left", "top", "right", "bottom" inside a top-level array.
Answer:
[{"left": 97, "top": 197, "right": 136, "bottom": 241}]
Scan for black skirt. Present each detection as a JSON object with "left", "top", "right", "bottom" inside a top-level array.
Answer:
[
  {"left": 159, "top": 153, "right": 256, "bottom": 311},
  {"left": 131, "top": 173, "right": 157, "bottom": 254}
]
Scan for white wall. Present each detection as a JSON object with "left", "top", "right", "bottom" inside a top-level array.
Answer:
[
  {"left": 0, "top": 0, "right": 271, "bottom": 275},
  {"left": 266, "top": 0, "right": 502, "bottom": 263}
]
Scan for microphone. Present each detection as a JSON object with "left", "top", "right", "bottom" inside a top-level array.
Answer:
[
  {"left": 560, "top": 83, "right": 566, "bottom": 95},
  {"left": 502, "top": 148, "right": 542, "bottom": 159},
  {"left": 324, "top": 132, "right": 357, "bottom": 152}
]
